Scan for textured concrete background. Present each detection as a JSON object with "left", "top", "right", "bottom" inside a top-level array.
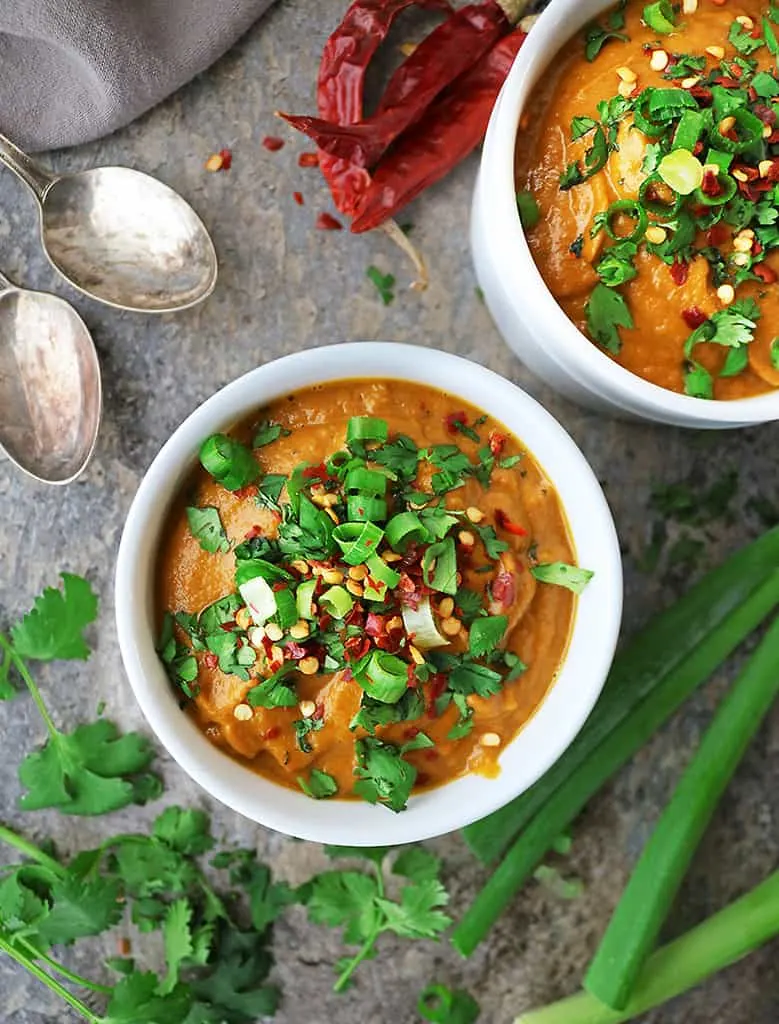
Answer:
[{"left": 1, "top": 1, "right": 779, "bottom": 1021}]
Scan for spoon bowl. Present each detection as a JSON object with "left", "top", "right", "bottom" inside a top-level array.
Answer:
[
  {"left": 41, "top": 167, "right": 218, "bottom": 313},
  {"left": 0, "top": 276, "right": 101, "bottom": 484},
  {"left": 0, "top": 134, "right": 217, "bottom": 314}
]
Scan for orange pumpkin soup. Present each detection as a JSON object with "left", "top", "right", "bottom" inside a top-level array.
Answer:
[
  {"left": 156, "top": 380, "right": 588, "bottom": 812},
  {"left": 516, "top": 0, "right": 779, "bottom": 400}
]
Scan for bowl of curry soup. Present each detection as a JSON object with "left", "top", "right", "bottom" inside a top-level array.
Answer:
[
  {"left": 472, "top": 0, "right": 779, "bottom": 427},
  {"left": 115, "top": 343, "right": 622, "bottom": 845}
]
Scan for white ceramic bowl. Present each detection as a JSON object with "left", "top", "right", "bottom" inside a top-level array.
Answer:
[
  {"left": 472, "top": 0, "right": 779, "bottom": 428},
  {"left": 115, "top": 343, "right": 622, "bottom": 845}
]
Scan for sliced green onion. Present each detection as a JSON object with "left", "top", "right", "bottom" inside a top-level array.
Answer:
[
  {"left": 326, "top": 450, "right": 352, "bottom": 477},
  {"left": 632, "top": 96, "right": 667, "bottom": 138},
  {"left": 658, "top": 149, "right": 703, "bottom": 196},
  {"left": 402, "top": 598, "right": 448, "bottom": 649},
  {"left": 346, "top": 416, "right": 388, "bottom": 444},
  {"left": 296, "top": 578, "right": 317, "bottom": 620},
  {"left": 531, "top": 563, "right": 594, "bottom": 594},
  {"left": 711, "top": 107, "right": 765, "bottom": 153},
  {"left": 363, "top": 553, "right": 401, "bottom": 602},
  {"left": 386, "top": 511, "right": 429, "bottom": 550},
  {"left": 333, "top": 521, "right": 384, "bottom": 564},
  {"left": 235, "top": 558, "right": 292, "bottom": 587},
  {"left": 237, "top": 576, "right": 276, "bottom": 626},
  {"left": 318, "top": 585, "right": 354, "bottom": 619},
  {"left": 604, "top": 199, "right": 648, "bottom": 243},
  {"left": 344, "top": 466, "right": 388, "bottom": 495},
  {"left": 358, "top": 650, "right": 409, "bottom": 703},
  {"left": 273, "top": 588, "right": 298, "bottom": 630},
  {"left": 638, "top": 174, "right": 684, "bottom": 218},
  {"left": 347, "top": 493, "right": 388, "bottom": 523},
  {"left": 693, "top": 172, "right": 737, "bottom": 207},
  {"left": 199, "top": 434, "right": 260, "bottom": 492},
  {"left": 643, "top": 0, "right": 676, "bottom": 33},
  {"left": 673, "top": 111, "right": 705, "bottom": 152},
  {"left": 422, "top": 537, "right": 458, "bottom": 596},
  {"left": 705, "top": 148, "right": 734, "bottom": 172}
]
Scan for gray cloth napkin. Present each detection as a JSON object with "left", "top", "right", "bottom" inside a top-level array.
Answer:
[{"left": 0, "top": 0, "right": 274, "bottom": 152}]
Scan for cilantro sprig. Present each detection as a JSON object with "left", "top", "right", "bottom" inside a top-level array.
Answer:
[
  {"left": 0, "top": 574, "right": 160, "bottom": 815},
  {"left": 304, "top": 844, "right": 451, "bottom": 992}
]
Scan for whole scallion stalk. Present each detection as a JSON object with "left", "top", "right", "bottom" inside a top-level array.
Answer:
[
  {"left": 585, "top": 613, "right": 779, "bottom": 1009},
  {"left": 516, "top": 870, "right": 779, "bottom": 1024}
]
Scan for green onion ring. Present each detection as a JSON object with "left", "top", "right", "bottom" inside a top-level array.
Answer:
[{"left": 604, "top": 199, "right": 649, "bottom": 243}]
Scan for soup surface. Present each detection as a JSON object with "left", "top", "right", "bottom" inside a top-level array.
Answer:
[
  {"left": 157, "top": 380, "right": 587, "bottom": 812},
  {"left": 516, "top": 0, "right": 779, "bottom": 400}
]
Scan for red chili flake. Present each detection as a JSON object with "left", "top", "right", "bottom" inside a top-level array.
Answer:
[
  {"left": 272, "top": 582, "right": 287, "bottom": 592},
  {"left": 682, "top": 307, "right": 708, "bottom": 329},
  {"left": 219, "top": 621, "right": 237, "bottom": 632},
  {"left": 219, "top": 148, "right": 233, "bottom": 170},
  {"left": 117, "top": 937, "right": 132, "bottom": 956},
  {"left": 495, "top": 509, "right": 527, "bottom": 536},
  {"left": 303, "top": 462, "right": 330, "bottom": 480},
  {"left": 445, "top": 410, "right": 468, "bottom": 434},
  {"left": 712, "top": 76, "right": 740, "bottom": 88},
  {"left": 706, "top": 223, "right": 729, "bottom": 246},
  {"left": 768, "top": 128, "right": 779, "bottom": 144},
  {"left": 488, "top": 431, "right": 507, "bottom": 457},
  {"left": 753, "top": 240, "right": 765, "bottom": 256},
  {"left": 403, "top": 726, "right": 421, "bottom": 740},
  {"left": 312, "top": 703, "right": 325, "bottom": 721},
  {"left": 234, "top": 484, "right": 259, "bottom": 500},
  {"left": 754, "top": 263, "right": 777, "bottom": 284},
  {"left": 316, "top": 212, "right": 343, "bottom": 231},
  {"left": 669, "top": 258, "right": 689, "bottom": 286},
  {"left": 345, "top": 635, "right": 370, "bottom": 661},
  {"left": 244, "top": 524, "right": 264, "bottom": 540},
  {"left": 424, "top": 749, "right": 439, "bottom": 762},
  {"left": 407, "top": 664, "right": 418, "bottom": 688},
  {"left": 264, "top": 726, "right": 282, "bottom": 741},
  {"left": 692, "top": 140, "right": 704, "bottom": 157},
  {"left": 689, "top": 85, "right": 713, "bottom": 106},
  {"left": 492, "top": 571, "right": 516, "bottom": 607},
  {"left": 204, "top": 652, "right": 219, "bottom": 670},
  {"left": 701, "top": 169, "right": 724, "bottom": 198},
  {"left": 426, "top": 673, "right": 448, "bottom": 716},
  {"left": 365, "top": 613, "right": 387, "bottom": 638},
  {"left": 298, "top": 152, "right": 320, "bottom": 167},
  {"left": 753, "top": 103, "right": 777, "bottom": 126},
  {"left": 318, "top": 612, "right": 333, "bottom": 632},
  {"left": 416, "top": 772, "right": 430, "bottom": 786},
  {"left": 293, "top": 191, "right": 304, "bottom": 205},
  {"left": 285, "top": 641, "right": 308, "bottom": 660},
  {"left": 748, "top": 86, "right": 758, "bottom": 102},
  {"left": 262, "top": 136, "right": 285, "bottom": 152},
  {"left": 344, "top": 603, "right": 365, "bottom": 627}
]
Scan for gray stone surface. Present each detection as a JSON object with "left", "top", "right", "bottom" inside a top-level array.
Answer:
[{"left": 1, "top": 2, "right": 779, "bottom": 1022}]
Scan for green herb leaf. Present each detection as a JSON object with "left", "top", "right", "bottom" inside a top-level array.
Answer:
[
  {"left": 366, "top": 265, "right": 396, "bottom": 306},
  {"left": 393, "top": 847, "right": 442, "bottom": 883},
  {"left": 10, "top": 573, "right": 98, "bottom": 662},
  {"left": 684, "top": 361, "right": 714, "bottom": 399},
  {"left": 473, "top": 523, "right": 509, "bottom": 561},
  {"left": 153, "top": 807, "right": 214, "bottom": 856},
  {"left": 586, "top": 283, "right": 634, "bottom": 354},
  {"left": 376, "top": 878, "right": 451, "bottom": 939},
  {"left": 186, "top": 506, "right": 230, "bottom": 554},
  {"left": 354, "top": 738, "right": 418, "bottom": 813},
  {"left": 293, "top": 714, "right": 325, "bottom": 752},
  {"left": 37, "top": 873, "right": 123, "bottom": 946},
  {"left": 469, "top": 615, "right": 509, "bottom": 658},
  {"left": 306, "top": 870, "right": 381, "bottom": 944},
  {"left": 531, "top": 562, "right": 594, "bottom": 594},
  {"left": 298, "top": 768, "right": 338, "bottom": 799},
  {"left": 516, "top": 190, "right": 540, "bottom": 229},
  {"left": 104, "top": 971, "right": 192, "bottom": 1024},
  {"left": 253, "top": 420, "right": 291, "bottom": 447},
  {"left": 422, "top": 536, "right": 458, "bottom": 596},
  {"left": 728, "top": 19, "right": 764, "bottom": 55},
  {"left": 455, "top": 587, "right": 485, "bottom": 625}
]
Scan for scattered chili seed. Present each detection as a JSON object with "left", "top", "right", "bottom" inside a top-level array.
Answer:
[
  {"left": 293, "top": 191, "right": 304, "bottom": 205},
  {"left": 262, "top": 136, "right": 285, "bottom": 152},
  {"left": 315, "top": 212, "right": 343, "bottom": 230},
  {"left": 298, "top": 152, "right": 320, "bottom": 167}
]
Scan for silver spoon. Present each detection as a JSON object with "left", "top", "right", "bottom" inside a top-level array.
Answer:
[
  {"left": 0, "top": 270, "right": 101, "bottom": 484},
  {"left": 0, "top": 134, "right": 218, "bottom": 314}
]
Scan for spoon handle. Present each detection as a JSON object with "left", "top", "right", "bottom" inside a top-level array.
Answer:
[{"left": 0, "top": 134, "right": 53, "bottom": 203}]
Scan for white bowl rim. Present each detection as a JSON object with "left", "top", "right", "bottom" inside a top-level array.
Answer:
[
  {"left": 115, "top": 342, "right": 623, "bottom": 846},
  {"left": 479, "top": 0, "right": 779, "bottom": 425}
]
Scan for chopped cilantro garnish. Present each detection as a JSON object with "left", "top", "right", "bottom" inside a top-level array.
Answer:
[
  {"left": 252, "top": 419, "right": 291, "bottom": 447},
  {"left": 586, "top": 283, "right": 634, "bottom": 354},
  {"left": 186, "top": 506, "right": 230, "bottom": 554},
  {"left": 516, "top": 190, "right": 541, "bottom": 229},
  {"left": 298, "top": 768, "right": 338, "bottom": 799},
  {"left": 473, "top": 523, "right": 509, "bottom": 560},
  {"left": 354, "top": 738, "right": 419, "bottom": 812},
  {"left": 728, "top": 19, "right": 765, "bottom": 56},
  {"left": 293, "top": 715, "right": 325, "bottom": 753},
  {"left": 584, "top": 1, "right": 628, "bottom": 62},
  {"left": 366, "top": 265, "right": 396, "bottom": 306},
  {"left": 469, "top": 615, "right": 509, "bottom": 658}
]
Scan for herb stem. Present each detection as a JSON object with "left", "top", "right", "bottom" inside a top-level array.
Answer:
[
  {"left": 0, "top": 823, "right": 64, "bottom": 876},
  {"left": 0, "top": 633, "right": 59, "bottom": 739},
  {"left": 16, "top": 936, "right": 112, "bottom": 995},
  {"left": 0, "top": 933, "right": 102, "bottom": 1023},
  {"left": 333, "top": 858, "right": 387, "bottom": 993}
]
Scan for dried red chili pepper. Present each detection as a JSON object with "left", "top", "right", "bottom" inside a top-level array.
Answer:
[
  {"left": 315, "top": 0, "right": 452, "bottom": 214},
  {"left": 204, "top": 653, "right": 219, "bottom": 671},
  {"left": 495, "top": 509, "right": 527, "bottom": 536},
  {"left": 315, "top": 212, "right": 344, "bottom": 230},
  {"left": 350, "top": 28, "right": 527, "bottom": 233},
  {"left": 282, "top": 3, "right": 507, "bottom": 168},
  {"left": 669, "top": 258, "right": 689, "bottom": 287},
  {"left": 753, "top": 263, "right": 777, "bottom": 284}
]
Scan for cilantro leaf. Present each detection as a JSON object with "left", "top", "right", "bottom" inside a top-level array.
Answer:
[
  {"left": 10, "top": 573, "right": 97, "bottom": 662},
  {"left": 188, "top": 922, "right": 279, "bottom": 1020},
  {"left": 306, "top": 870, "right": 381, "bottom": 944},
  {"left": 0, "top": 871, "right": 48, "bottom": 931},
  {"left": 516, "top": 190, "right": 540, "bottom": 229},
  {"left": 298, "top": 768, "right": 338, "bottom": 799},
  {"left": 252, "top": 419, "right": 290, "bottom": 447},
  {"left": 422, "top": 536, "right": 458, "bottom": 595},
  {"left": 104, "top": 971, "right": 192, "bottom": 1024},
  {"left": 586, "top": 283, "right": 634, "bottom": 354},
  {"left": 531, "top": 562, "right": 594, "bottom": 594},
  {"left": 449, "top": 661, "right": 503, "bottom": 698},
  {"left": 257, "top": 473, "right": 286, "bottom": 512},
  {"left": 159, "top": 899, "right": 194, "bottom": 995},
  {"left": 560, "top": 161, "right": 585, "bottom": 190},
  {"left": 728, "top": 19, "right": 764, "bottom": 54},
  {"left": 455, "top": 587, "right": 485, "bottom": 625},
  {"left": 376, "top": 878, "right": 451, "bottom": 939},
  {"left": 371, "top": 434, "right": 419, "bottom": 481},
  {"left": 354, "top": 738, "right": 418, "bottom": 813},
  {"left": 325, "top": 845, "right": 391, "bottom": 865},
  {"left": 472, "top": 523, "right": 509, "bottom": 560},
  {"left": 293, "top": 714, "right": 325, "bottom": 752},
  {"left": 18, "top": 718, "right": 157, "bottom": 816},
  {"left": 393, "top": 847, "right": 442, "bottom": 883},
  {"left": 684, "top": 361, "right": 714, "bottom": 399},
  {"left": 469, "top": 615, "right": 509, "bottom": 658},
  {"left": 571, "top": 115, "right": 598, "bottom": 140},
  {"left": 366, "top": 265, "right": 396, "bottom": 306},
  {"left": 350, "top": 690, "right": 424, "bottom": 735},
  {"left": 36, "top": 873, "right": 123, "bottom": 946},
  {"left": 247, "top": 662, "right": 298, "bottom": 708},
  {"left": 186, "top": 507, "right": 230, "bottom": 554},
  {"left": 153, "top": 807, "right": 214, "bottom": 856}
]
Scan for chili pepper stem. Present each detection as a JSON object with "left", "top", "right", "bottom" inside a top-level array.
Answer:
[
  {"left": 495, "top": 0, "right": 530, "bottom": 24},
  {"left": 380, "top": 220, "right": 429, "bottom": 291}
]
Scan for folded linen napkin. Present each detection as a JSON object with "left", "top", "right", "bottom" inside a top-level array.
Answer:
[{"left": 0, "top": 0, "right": 274, "bottom": 151}]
